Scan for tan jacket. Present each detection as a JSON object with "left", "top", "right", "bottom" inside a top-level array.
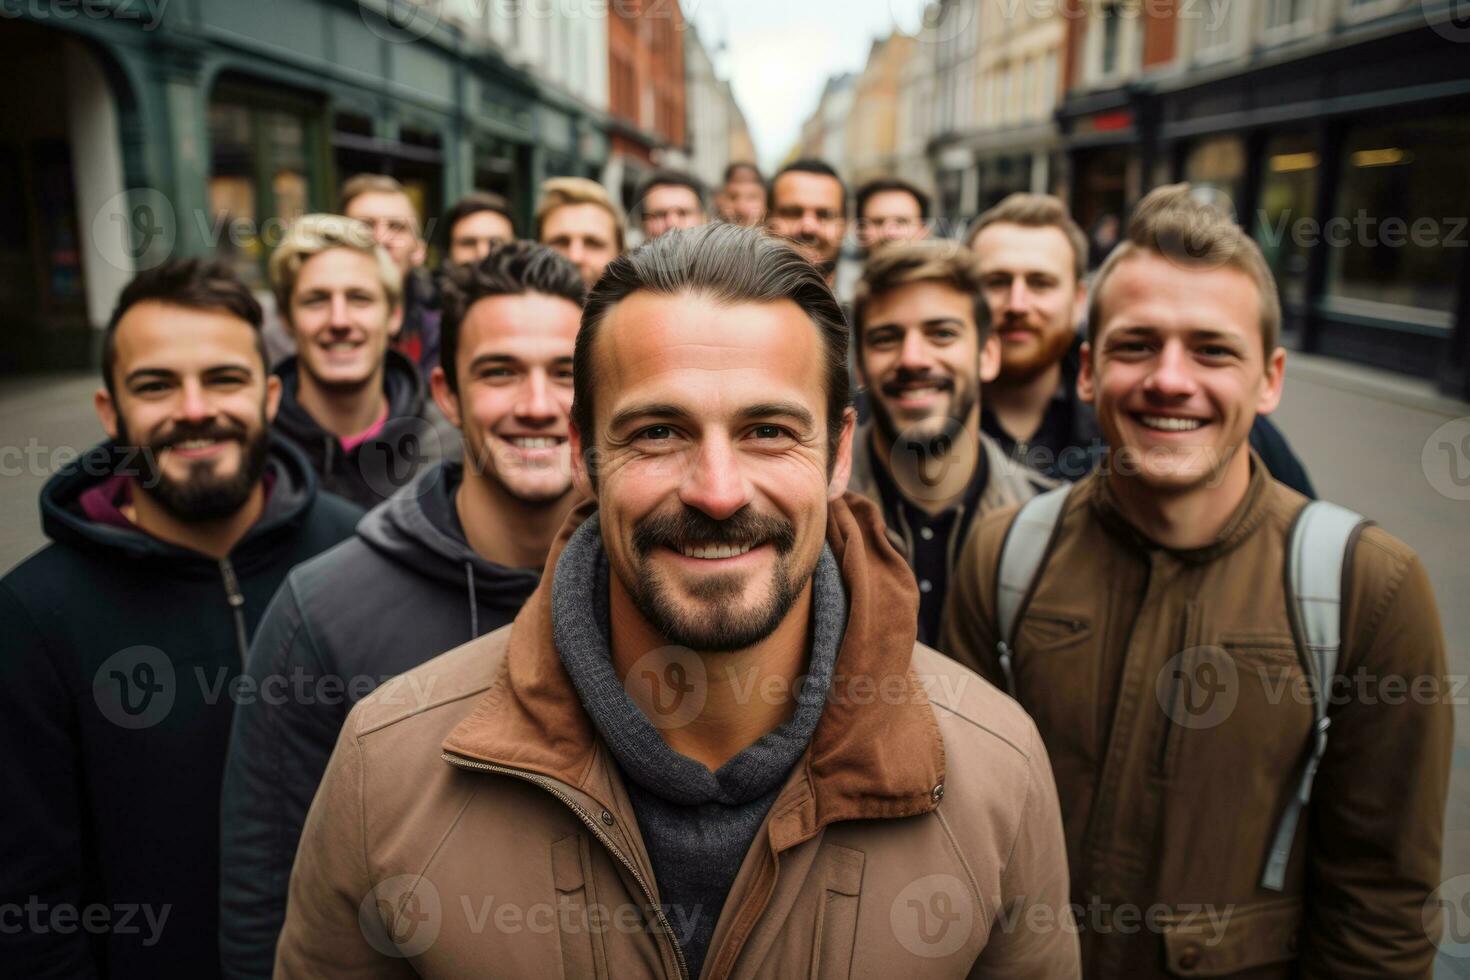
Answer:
[
  {"left": 275, "top": 495, "right": 1080, "bottom": 979},
  {"left": 940, "top": 461, "right": 1452, "bottom": 978}
]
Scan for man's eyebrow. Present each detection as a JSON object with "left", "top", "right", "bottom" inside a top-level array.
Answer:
[
  {"left": 124, "top": 368, "right": 177, "bottom": 385},
  {"left": 608, "top": 402, "right": 692, "bottom": 431},
  {"left": 468, "top": 354, "right": 517, "bottom": 369},
  {"left": 735, "top": 402, "right": 816, "bottom": 430}
]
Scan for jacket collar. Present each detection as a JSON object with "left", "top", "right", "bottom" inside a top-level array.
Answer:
[
  {"left": 442, "top": 492, "right": 944, "bottom": 843},
  {"left": 1087, "top": 448, "right": 1273, "bottom": 564}
]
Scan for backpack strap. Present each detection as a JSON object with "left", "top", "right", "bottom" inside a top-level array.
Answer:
[
  {"left": 1260, "top": 500, "right": 1368, "bottom": 891},
  {"left": 994, "top": 485, "right": 1073, "bottom": 697}
]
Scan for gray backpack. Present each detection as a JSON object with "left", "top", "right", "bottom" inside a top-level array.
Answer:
[{"left": 991, "top": 484, "right": 1368, "bottom": 892}]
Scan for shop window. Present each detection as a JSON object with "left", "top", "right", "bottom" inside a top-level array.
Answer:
[
  {"left": 1263, "top": 0, "right": 1312, "bottom": 32},
  {"left": 208, "top": 86, "right": 325, "bottom": 289},
  {"left": 1183, "top": 135, "right": 1245, "bottom": 208},
  {"left": 1254, "top": 132, "right": 1319, "bottom": 308},
  {"left": 1326, "top": 111, "right": 1470, "bottom": 316}
]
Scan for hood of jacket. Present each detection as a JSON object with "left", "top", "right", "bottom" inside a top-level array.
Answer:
[
  {"left": 441, "top": 491, "right": 945, "bottom": 838},
  {"left": 39, "top": 436, "right": 322, "bottom": 573},
  {"left": 271, "top": 347, "right": 425, "bottom": 451},
  {"left": 355, "top": 460, "right": 542, "bottom": 601}
]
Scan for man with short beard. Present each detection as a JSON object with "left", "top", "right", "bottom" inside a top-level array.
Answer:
[
  {"left": 847, "top": 241, "right": 1051, "bottom": 645},
  {"left": 275, "top": 225, "right": 1078, "bottom": 979},
  {"left": 270, "top": 213, "right": 437, "bottom": 509},
  {"left": 970, "top": 193, "right": 1315, "bottom": 494},
  {"left": 0, "top": 260, "right": 360, "bottom": 980},
  {"left": 219, "top": 242, "right": 586, "bottom": 979},
  {"left": 767, "top": 158, "right": 847, "bottom": 287}
]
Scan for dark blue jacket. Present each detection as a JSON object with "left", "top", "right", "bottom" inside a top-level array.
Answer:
[
  {"left": 0, "top": 439, "right": 359, "bottom": 979},
  {"left": 218, "top": 461, "right": 541, "bottom": 978}
]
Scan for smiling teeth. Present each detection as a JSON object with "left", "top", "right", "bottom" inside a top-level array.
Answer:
[
  {"left": 324, "top": 342, "right": 358, "bottom": 351},
  {"left": 1139, "top": 415, "right": 1204, "bottom": 432},
  {"left": 680, "top": 543, "right": 754, "bottom": 560},
  {"left": 174, "top": 439, "right": 219, "bottom": 450},
  {"left": 901, "top": 386, "right": 942, "bottom": 397},
  {"left": 510, "top": 437, "right": 562, "bottom": 449}
]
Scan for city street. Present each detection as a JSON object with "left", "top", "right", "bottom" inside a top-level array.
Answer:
[{"left": 3, "top": 355, "right": 1468, "bottom": 918}]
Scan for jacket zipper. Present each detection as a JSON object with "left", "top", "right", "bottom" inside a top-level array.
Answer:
[
  {"left": 218, "top": 557, "right": 248, "bottom": 665},
  {"left": 441, "top": 752, "right": 690, "bottom": 980}
]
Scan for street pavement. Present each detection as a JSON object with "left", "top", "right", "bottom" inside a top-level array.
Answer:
[{"left": 2, "top": 356, "right": 1468, "bottom": 970}]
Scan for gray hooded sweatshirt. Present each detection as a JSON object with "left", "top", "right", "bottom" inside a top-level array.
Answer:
[{"left": 218, "top": 461, "right": 542, "bottom": 979}]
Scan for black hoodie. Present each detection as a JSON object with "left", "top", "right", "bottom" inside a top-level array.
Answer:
[
  {"left": 218, "top": 460, "right": 543, "bottom": 979},
  {"left": 271, "top": 348, "right": 440, "bottom": 510},
  {"left": 0, "top": 439, "right": 360, "bottom": 980}
]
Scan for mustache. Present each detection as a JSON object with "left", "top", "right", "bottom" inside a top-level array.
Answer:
[
  {"left": 881, "top": 369, "right": 954, "bottom": 397},
  {"left": 633, "top": 507, "right": 797, "bottom": 557},
  {"left": 144, "top": 420, "right": 247, "bottom": 453}
]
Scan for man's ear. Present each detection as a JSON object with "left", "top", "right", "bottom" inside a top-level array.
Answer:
[
  {"left": 411, "top": 238, "right": 427, "bottom": 270},
  {"left": 569, "top": 418, "right": 596, "bottom": 499},
  {"left": 1257, "top": 346, "right": 1287, "bottom": 416},
  {"left": 429, "top": 365, "right": 462, "bottom": 428},
  {"left": 264, "top": 375, "right": 283, "bottom": 424},
  {"left": 1072, "top": 279, "right": 1089, "bottom": 330},
  {"left": 979, "top": 332, "right": 1001, "bottom": 384},
  {"left": 95, "top": 387, "right": 120, "bottom": 441},
  {"left": 1077, "top": 341, "right": 1096, "bottom": 405},
  {"left": 387, "top": 302, "right": 405, "bottom": 339},
  {"left": 827, "top": 406, "right": 857, "bottom": 501}
]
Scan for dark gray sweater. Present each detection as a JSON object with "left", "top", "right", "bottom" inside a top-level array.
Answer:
[{"left": 552, "top": 514, "right": 846, "bottom": 978}]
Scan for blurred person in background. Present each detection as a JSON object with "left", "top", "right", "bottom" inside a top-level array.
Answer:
[
  {"left": 340, "top": 174, "right": 441, "bottom": 381},
  {"left": 715, "top": 161, "right": 767, "bottom": 226},
  {"left": 536, "top": 176, "right": 625, "bottom": 288},
  {"left": 269, "top": 214, "right": 437, "bottom": 509},
  {"left": 855, "top": 177, "right": 931, "bottom": 254},
  {"left": 767, "top": 158, "right": 847, "bottom": 288},
  {"left": 219, "top": 242, "right": 587, "bottom": 979},
  {"left": 637, "top": 169, "right": 709, "bottom": 240},
  {"left": 0, "top": 259, "right": 359, "bottom": 980},
  {"left": 441, "top": 190, "right": 516, "bottom": 265}
]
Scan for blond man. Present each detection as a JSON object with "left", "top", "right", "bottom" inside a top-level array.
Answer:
[
  {"left": 943, "top": 185, "right": 1450, "bottom": 977},
  {"left": 269, "top": 213, "right": 435, "bottom": 507},
  {"left": 535, "top": 176, "right": 625, "bottom": 286}
]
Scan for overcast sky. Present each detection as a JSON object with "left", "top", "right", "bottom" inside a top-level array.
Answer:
[{"left": 687, "top": 0, "right": 931, "bottom": 171}]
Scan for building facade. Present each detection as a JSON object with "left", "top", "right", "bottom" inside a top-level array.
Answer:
[
  {"left": 1, "top": 0, "right": 612, "bottom": 373},
  {"left": 604, "top": 0, "right": 689, "bottom": 214},
  {"left": 683, "top": 23, "right": 754, "bottom": 197},
  {"left": 847, "top": 33, "right": 917, "bottom": 186},
  {"left": 1057, "top": 0, "right": 1470, "bottom": 395}
]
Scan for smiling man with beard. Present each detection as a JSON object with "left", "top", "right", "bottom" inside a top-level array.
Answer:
[
  {"left": 275, "top": 225, "right": 1078, "bottom": 979},
  {"left": 847, "top": 241, "right": 1052, "bottom": 645},
  {"left": 0, "top": 259, "right": 360, "bottom": 980},
  {"left": 219, "top": 241, "right": 586, "bottom": 979},
  {"left": 269, "top": 214, "right": 437, "bottom": 509}
]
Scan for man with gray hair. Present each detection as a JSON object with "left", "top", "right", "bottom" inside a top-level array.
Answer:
[
  {"left": 269, "top": 213, "right": 435, "bottom": 508},
  {"left": 275, "top": 224, "right": 1079, "bottom": 978}
]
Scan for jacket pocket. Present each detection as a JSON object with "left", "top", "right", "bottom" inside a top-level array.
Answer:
[
  {"left": 808, "top": 845, "right": 865, "bottom": 980},
  {"left": 1160, "top": 896, "right": 1301, "bottom": 977},
  {"left": 552, "top": 834, "right": 608, "bottom": 979}
]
